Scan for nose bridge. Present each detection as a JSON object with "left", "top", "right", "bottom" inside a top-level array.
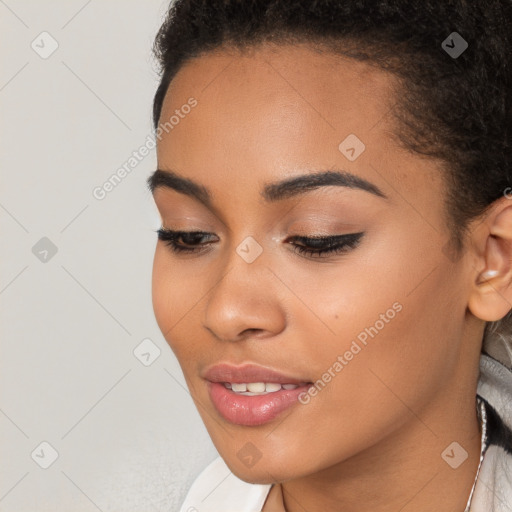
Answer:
[
  {"left": 202, "top": 233, "right": 285, "bottom": 341},
  {"left": 211, "top": 233, "right": 270, "bottom": 309}
]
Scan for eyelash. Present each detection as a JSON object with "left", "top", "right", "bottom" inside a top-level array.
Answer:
[{"left": 156, "top": 228, "right": 364, "bottom": 259}]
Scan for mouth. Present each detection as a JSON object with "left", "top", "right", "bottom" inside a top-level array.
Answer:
[{"left": 203, "top": 363, "right": 313, "bottom": 426}]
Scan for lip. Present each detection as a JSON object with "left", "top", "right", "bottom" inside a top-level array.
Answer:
[
  {"left": 203, "top": 362, "right": 309, "bottom": 384},
  {"left": 203, "top": 363, "right": 313, "bottom": 426}
]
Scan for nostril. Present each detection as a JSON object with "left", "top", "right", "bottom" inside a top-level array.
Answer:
[{"left": 240, "top": 328, "right": 263, "bottom": 337}]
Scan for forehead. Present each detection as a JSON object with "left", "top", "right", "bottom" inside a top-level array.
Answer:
[
  {"left": 158, "top": 45, "right": 391, "bottom": 159},
  {"left": 154, "top": 43, "right": 444, "bottom": 222},
  {"left": 158, "top": 42, "right": 395, "bottom": 139}
]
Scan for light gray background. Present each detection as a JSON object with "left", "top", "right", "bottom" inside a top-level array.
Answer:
[{"left": 0, "top": 1, "right": 218, "bottom": 510}]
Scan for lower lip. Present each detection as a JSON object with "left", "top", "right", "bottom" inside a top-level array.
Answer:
[{"left": 207, "top": 381, "right": 312, "bottom": 426}]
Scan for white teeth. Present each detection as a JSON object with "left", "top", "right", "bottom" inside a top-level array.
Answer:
[
  {"left": 246, "top": 382, "right": 265, "bottom": 392},
  {"left": 224, "top": 382, "right": 303, "bottom": 394}
]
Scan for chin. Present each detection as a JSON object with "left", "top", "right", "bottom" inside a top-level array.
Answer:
[{"left": 220, "top": 452, "right": 300, "bottom": 485}]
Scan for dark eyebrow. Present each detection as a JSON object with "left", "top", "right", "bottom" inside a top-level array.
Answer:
[{"left": 147, "top": 168, "right": 387, "bottom": 210}]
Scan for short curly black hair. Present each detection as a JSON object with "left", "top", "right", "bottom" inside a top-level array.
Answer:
[{"left": 151, "top": 0, "right": 512, "bottom": 257}]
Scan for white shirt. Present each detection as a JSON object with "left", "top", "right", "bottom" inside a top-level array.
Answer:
[{"left": 179, "top": 353, "right": 512, "bottom": 512}]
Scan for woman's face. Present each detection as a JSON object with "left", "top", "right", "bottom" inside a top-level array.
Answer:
[{"left": 150, "top": 44, "right": 478, "bottom": 483}]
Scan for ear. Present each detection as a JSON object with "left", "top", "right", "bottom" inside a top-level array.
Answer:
[{"left": 468, "top": 197, "right": 512, "bottom": 322}]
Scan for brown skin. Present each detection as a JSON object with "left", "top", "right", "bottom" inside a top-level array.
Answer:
[{"left": 150, "top": 43, "right": 512, "bottom": 512}]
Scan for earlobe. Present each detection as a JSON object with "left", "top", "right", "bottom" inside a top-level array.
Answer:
[{"left": 467, "top": 199, "right": 512, "bottom": 322}]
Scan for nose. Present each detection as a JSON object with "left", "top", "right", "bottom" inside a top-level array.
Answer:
[{"left": 202, "top": 249, "right": 286, "bottom": 343}]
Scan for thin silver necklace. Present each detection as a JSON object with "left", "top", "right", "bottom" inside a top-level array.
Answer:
[{"left": 463, "top": 397, "right": 489, "bottom": 512}]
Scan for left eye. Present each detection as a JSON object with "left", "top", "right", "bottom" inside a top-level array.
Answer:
[{"left": 156, "top": 229, "right": 364, "bottom": 258}]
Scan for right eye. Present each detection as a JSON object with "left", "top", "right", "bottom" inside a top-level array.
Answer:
[{"left": 156, "top": 228, "right": 216, "bottom": 254}]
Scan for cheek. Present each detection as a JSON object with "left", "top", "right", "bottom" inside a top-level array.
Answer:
[
  {"left": 289, "top": 253, "right": 453, "bottom": 410},
  {"left": 151, "top": 248, "right": 173, "bottom": 334},
  {"left": 151, "top": 248, "right": 191, "bottom": 348},
  {"left": 313, "top": 276, "right": 454, "bottom": 417},
  {"left": 283, "top": 262, "right": 405, "bottom": 362},
  {"left": 151, "top": 248, "right": 209, "bottom": 364}
]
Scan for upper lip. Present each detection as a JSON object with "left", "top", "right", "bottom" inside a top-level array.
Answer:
[{"left": 203, "top": 363, "right": 310, "bottom": 384}]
